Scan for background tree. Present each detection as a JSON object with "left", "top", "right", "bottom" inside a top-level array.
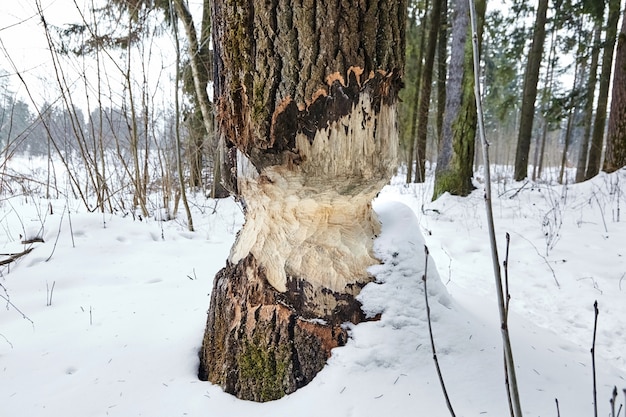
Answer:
[
  {"left": 405, "top": 2, "right": 429, "bottom": 183},
  {"left": 513, "top": 0, "right": 549, "bottom": 181},
  {"left": 531, "top": 41, "right": 554, "bottom": 181},
  {"left": 603, "top": 6, "right": 626, "bottom": 173},
  {"left": 481, "top": 7, "right": 525, "bottom": 168},
  {"left": 436, "top": 0, "right": 449, "bottom": 143},
  {"left": 432, "top": 0, "right": 486, "bottom": 199},
  {"left": 555, "top": 3, "right": 591, "bottom": 184},
  {"left": 586, "top": 0, "right": 622, "bottom": 179},
  {"left": 171, "top": 0, "right": 215, "bottom": 191},
  {"left": 198, "top": 0, "right": 406, "bottom": 402},
  {"left": 414, "top": 0, "right": 443, "bottom": 183},
  {"left": 0, "top": 99, "right": 33, "bottom": 157},
  {"left": 575, "top": 18, "right": 601, "bottom": 183}
]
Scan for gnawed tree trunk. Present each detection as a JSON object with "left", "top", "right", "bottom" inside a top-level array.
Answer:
[{"left": 198, "top": 0, "right": 406, "bottom": 402}]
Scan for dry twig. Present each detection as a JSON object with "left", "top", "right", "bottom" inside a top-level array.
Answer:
[
  {"left": 591, "top": 300, "right": 599, "bottom": 417},
  {"left": 469, "top": 0, "right": 523, "bottom": 415},
  {"left": 422, "top": 245, "right": 456, "bottom": 417}
]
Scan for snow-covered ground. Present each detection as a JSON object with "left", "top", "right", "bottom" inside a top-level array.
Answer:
[{"left": 1, "top": 158, "right": 624, "bottom": 416}]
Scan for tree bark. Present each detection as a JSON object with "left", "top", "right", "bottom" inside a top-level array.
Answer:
[
  {"left": 199, "top": 0, "right": 406, "bottom": 402},
  {"left": 513, "top": 0, "right": 548, "bottom": 181},
  {"left": 602, "top": 7, "right": 626, "bottom": 173},
  {"left": 585, "top": 0, "right": 621, "bottom": 179},
  {"left": 432, "top": 0, "right": 485, "bottom": 200}
]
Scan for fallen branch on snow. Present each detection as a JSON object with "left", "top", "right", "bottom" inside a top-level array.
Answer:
[
  {"left": 0, "top": 247, "right": 35, "bottom": 266},
  {"left": 21, "top": 237, "right": 44, "bottom": 244}
]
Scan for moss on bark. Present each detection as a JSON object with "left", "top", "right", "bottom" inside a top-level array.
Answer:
[{"left": 238, "top": 337, "right": 292, "bottom": 402}]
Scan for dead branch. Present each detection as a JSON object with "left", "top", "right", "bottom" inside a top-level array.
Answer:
[
  {"left": 21, "top": 237, "right": 44, "bottom": 244},
  {"left": 591, "top": 300, "right": 599, "bottom": 417},
  {"left": 423, "top": 245, "right": 456, "bottom": 417},
  {"left": 470, "top": 0, "right": 523, "bottom": 414},
  {"left": 0, "top": 247, "right": 34, "bottom": 266},
  {"left": 0, "top": 283, "right": 34, "bottom": 325}
]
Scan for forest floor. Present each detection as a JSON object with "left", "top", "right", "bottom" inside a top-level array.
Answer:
[{"left": 1, "top": 157, "right": 625, "bottom": 416}]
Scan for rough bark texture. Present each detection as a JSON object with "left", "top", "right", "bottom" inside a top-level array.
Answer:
[
  {"left": 432, "top": 0, "right": 484, "bottom": 200},
  {"left": 199, "top": 254, "right": 354, "bottom": 402},
  {"left": 585, "top": 0, "right": 621, "bottom": 180},
  {"left": 513, "top": 0, "right": 548, "bottom": 181},
  {"left": 602, "top": 8, "right": 626, "bottom": 173},
  {"left": 200, "top": 0, "right": 406, "bottom": 402},
  {"left": 211, "top": 0, "right": 405, "bottom": 170}
]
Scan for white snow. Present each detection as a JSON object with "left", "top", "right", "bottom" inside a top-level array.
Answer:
[{"left": 1, "top": 159, "right": 625, "bottom": 416}]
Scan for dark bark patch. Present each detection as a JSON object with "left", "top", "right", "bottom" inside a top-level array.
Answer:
[
  {"left": 270, "top": 67, "right": 403, "bottom": 151},
  {"left": 269, "top": 97, "right": 299, "bottom": 151},
  {"left": 198, "top": 254, "right": 364, "bottom": 402},
  {"left": 281, "top": 276, "right": 369, "bottom": 326}
]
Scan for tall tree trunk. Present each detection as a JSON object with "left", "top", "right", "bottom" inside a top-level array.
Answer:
[
  {"left": 172, "top": 1, "right": 194, "bottom": 231},
  {"left": 436, "top": 0, "right": 449, "bottom": 143},
  {"left": 533, "top": 117, "right": 549, "bottom": 181},
  {"left": 559, "top": 108, "right": 575, "bottom": 184},
  {"left": 432, "top": 0, "right": 485, "bottom": 200},
  {"left": 414, "top": 0, "right": 443, "bottom": 183},
  {"left": 575, "top": 20, "right": 602, "bottom": 183},
  {"left": 125, "top": 13, "right": 149, "bottom": 218},
  {"left": 173, "top": 0, "right": 213, "bottom": 189},
  {"left": 198, "top": 0, "right": 406, "bottom": 402},
  {"left": 513, "top": 0, "right": 549, "bottom": 181},
  {"left": 559, "top": 25, "right": 587, "bottom": 184},
  {"left": 602, "top": 7, "right": 626, "bottom": 173},
  {"left": 533, "top": 25, "right": 557, "bottom": 181},
  {"left": 585, "top": 0, "right": 621, "bottom": 179},
  {"left": 406, "top": 5, "right": 428, "bottom": 184}
]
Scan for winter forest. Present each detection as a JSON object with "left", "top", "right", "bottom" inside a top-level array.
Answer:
[{"left": 1, "top": 0, "right": 625, "bottom": 415}]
